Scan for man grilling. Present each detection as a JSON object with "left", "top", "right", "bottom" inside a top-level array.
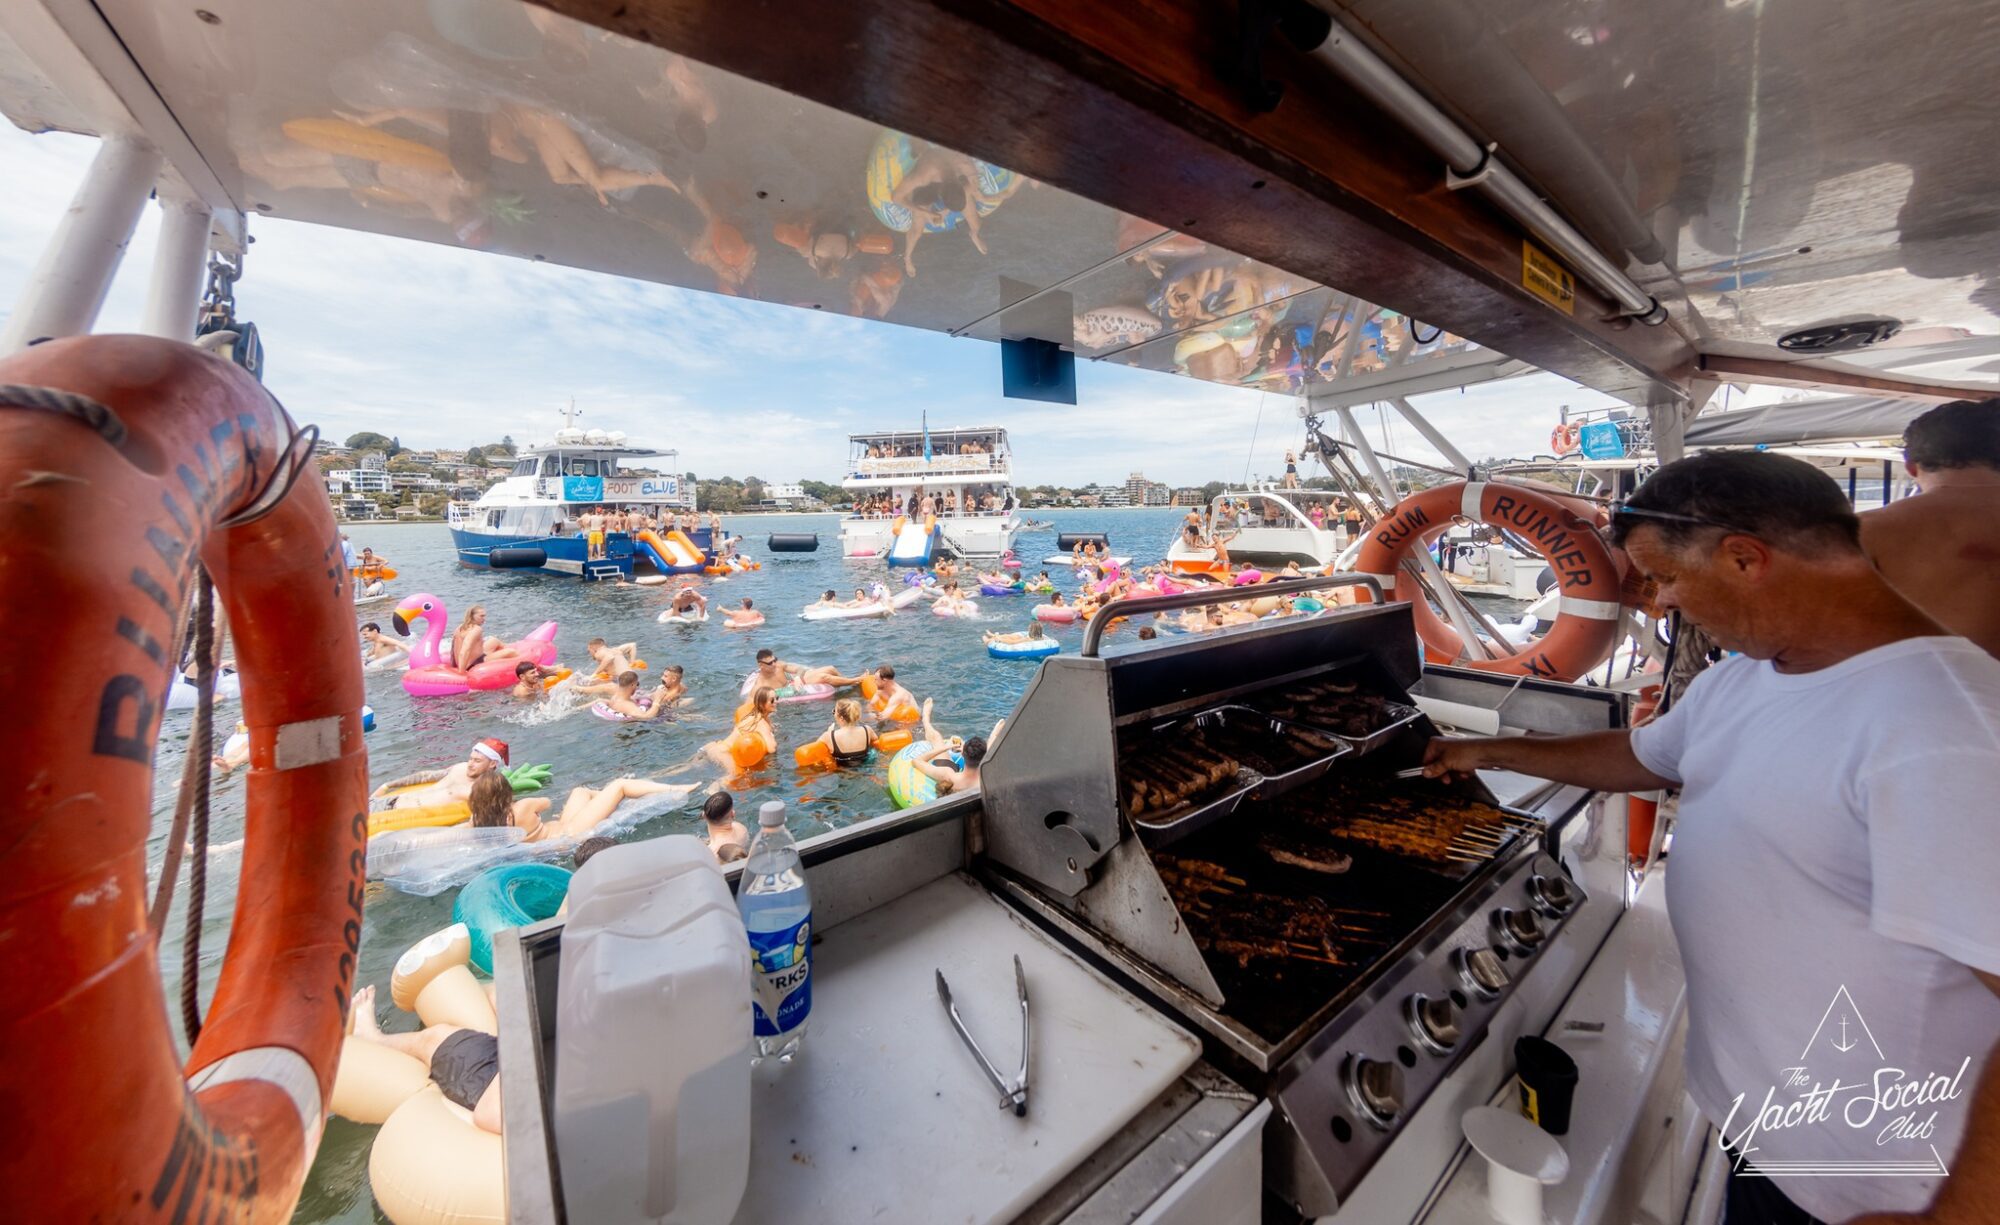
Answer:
[{"left": 1423, "top": 452, "right": 2000, "bottom": 1225}]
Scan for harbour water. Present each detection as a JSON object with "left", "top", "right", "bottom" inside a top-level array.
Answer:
[{"left": 145, "top": 507, "right": 1181, "bottom": 1221}]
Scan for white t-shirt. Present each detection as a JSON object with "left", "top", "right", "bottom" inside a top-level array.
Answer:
[{"left": 1631, "top": 637, "right": 2000, "bottom": 1223}]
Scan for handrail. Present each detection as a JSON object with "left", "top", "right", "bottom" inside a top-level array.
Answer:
[{"left": 1080, "top": 572, "right": 1387, "bottom": 656}]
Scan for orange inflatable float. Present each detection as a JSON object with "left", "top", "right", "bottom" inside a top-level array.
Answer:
[
  {"left": 0, "top": 336, "right": 370, "bottom": 1221},
  {"left": 1354, "top": 480, "right": 1623, "bottom": 681}
]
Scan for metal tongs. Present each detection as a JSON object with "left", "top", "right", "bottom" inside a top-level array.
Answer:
[{"left": 935, "top": 955, "right": 1031, "bottom": 1116}]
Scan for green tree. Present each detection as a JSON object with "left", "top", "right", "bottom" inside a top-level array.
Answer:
[
  {"left": 465, "top": 445, "right": 487, "bottom": 468},
  {"left": 499, "top": 435, "right": 516, "bottom": 455},
  {"left": 345, "top": 431, "right": 392, "bottom": 451},
  {"left": 1199, "top": 481, "right": 1226, "bottom": 502},
  {"left": 798, "top": 480, "right": 843, "bottom": 505}
]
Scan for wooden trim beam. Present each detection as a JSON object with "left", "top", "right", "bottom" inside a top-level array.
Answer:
[
  {"left": 531, "top": 0, "right": 1698, "bottom": 403},
  {"left": 1698, "top": 354, "right": 1993, "bottom": 404}
]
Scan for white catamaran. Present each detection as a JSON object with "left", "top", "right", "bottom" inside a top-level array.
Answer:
[{"left": 838, "top": 426, "right": 1020, "bottom": 563}]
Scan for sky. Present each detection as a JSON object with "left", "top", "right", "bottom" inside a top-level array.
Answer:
[{"left": 0, "top": 122, "right": 1633, "bottom": 488}]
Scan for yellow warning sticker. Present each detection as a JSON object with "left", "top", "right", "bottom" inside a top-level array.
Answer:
[{"left": 1522, "top": 241, "right": 1575, "bottom": 315}]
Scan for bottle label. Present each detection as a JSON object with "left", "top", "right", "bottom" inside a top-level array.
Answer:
[{"left": 748, "top": 912, "right": 812, "bottom": 1036}]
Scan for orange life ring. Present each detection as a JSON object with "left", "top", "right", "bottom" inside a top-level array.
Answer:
[
  {"left": 0, "top": 337, "right": 369, "bottom": 1219},
  {"left": 1355, "top": 480, "right": 1622, "bottom": 681},
  {"left": 1550, "top": 422, "right": 1582, "bottom": 455}
]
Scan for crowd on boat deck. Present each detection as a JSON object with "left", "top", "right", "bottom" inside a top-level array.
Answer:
[
  {"left": 862, "top": 438, "right": 992, "bottom": 457},
  {"left": 546, "top": 507, "right": 716, "bottom": 537},
  {"left": 851, "top": 485, "right": 1015, "bottom": 517}
]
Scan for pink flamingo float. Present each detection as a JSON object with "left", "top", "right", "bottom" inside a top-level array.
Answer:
[{"left": 391, "top": 593, "right": 558, "bottom": 697}]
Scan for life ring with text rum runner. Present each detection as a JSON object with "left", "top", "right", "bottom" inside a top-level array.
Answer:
[
  {"left": 1355, "top": 480, "right": 1622, "bottom": 680},
  {"left": 0, "top": 336, "right": 369, "bottom": 1221}
]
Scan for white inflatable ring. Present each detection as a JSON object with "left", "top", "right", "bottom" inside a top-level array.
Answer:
[
  {"left": 370, "top": 1085, "right": 506, "bottom": 1225},
  {"left": 390, "top": 923, "right": 472, "bottom": 1012}
]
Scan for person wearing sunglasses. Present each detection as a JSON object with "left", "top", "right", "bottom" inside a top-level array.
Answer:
[
  {"left": 1424, "top": 450, "right": 2000, "bottom": 1225},
  {"left": 1859, "top": 398, "right": 2000, "bottom": 657}
]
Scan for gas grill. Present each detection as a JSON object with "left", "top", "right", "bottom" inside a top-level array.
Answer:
[{"left": 976, "top": 584, "right": 1589, "bottom": 1216}]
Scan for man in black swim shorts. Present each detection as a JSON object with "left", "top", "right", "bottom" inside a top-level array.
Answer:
[{"left": 346, "top": 984, "right": 503, "bottom": 1133}]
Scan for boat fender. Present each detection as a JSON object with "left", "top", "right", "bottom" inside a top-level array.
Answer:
[
  {"left": 486, "top": 547, "right": 548, "bottom": 569},
  {"left": 767, "top": 533, "right": 820, "bottom": 552}
]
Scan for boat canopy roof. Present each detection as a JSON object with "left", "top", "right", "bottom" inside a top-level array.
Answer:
[{"left": 2, "top": 0, "right": 1993, "bottom": 416}]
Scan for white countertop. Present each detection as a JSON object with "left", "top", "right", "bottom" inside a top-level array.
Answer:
[{"left": 732, "top": 872, "right": 1202, "bottom": 1225}]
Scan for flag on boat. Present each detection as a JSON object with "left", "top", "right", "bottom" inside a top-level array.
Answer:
[{"left": 922, "top": 412, "right": 931, "bottom": 462}]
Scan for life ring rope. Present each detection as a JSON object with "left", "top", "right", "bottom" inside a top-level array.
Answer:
[
  {"left": 1355, "top": 479, "right": 1623, "bottom": 680},
  {"left": 0, "top": 337, "right": 369, "bottom": 1222}
]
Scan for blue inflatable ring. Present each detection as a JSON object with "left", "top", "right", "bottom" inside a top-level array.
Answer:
[
  {"left": 988, "top": 638, "right": 1061, "bottom": 661},
  {"left": 453, "top": 862, "right": 572, "bottom": 974},
  {"left": 979, "top": 583, "right": 1021, "bottom": 597}
]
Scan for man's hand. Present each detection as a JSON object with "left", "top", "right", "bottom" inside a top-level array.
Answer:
[{"left": 1421, "top": 737, "right": 1489, "bottom": 782}]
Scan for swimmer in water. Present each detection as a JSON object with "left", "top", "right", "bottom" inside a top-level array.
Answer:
[
  {"left": 982, "top": 623, "right": 1048, "bottom": 647},
  {"left": 913, "top": 698, "right": 1005, "bottom": 795},
  {"left": 723, "top": 597, "right": 764, "bottom": 628},
  {"left": 703, "top": 687, "right": 777, "bottom": 771},
  {"left": 668, "top": 586, "right": 708, "bottom": 618},
  {"left": 360, "top": 622, "right": 404, "bottom": 662},
  {"left": 598, "top": 671, "right": 673, "bottom": 722},
  {"left": 814, "top": 589, "right": 841, "bottom": 609},
  {"left": 470, "top": 769, "right": 693, "bottom": 844},
  {"left": 812, "top": 698, "right": 878, "bottom": 767},
  {"left": 867, "top": 664, "right": 919, "bottom": 718},
  {"left": 374, "top": 738, "right": 510, "bottom": 809},
  {"left": 585, "top": 638, "right": 640, "bottom": 678},
  {"left": 700, "top": 791, "right": 750, "bottom": 860},
  {"left": 510, "top": 660, "right": 549, "bottom": 699}
]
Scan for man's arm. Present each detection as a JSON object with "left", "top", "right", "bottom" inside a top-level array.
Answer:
[
  {"left": 1849, "top": 972, "right": 2000, "bottom": 1225},
  {"left": 1421, "top": 730, "right": 1675, "bottom": 794}
]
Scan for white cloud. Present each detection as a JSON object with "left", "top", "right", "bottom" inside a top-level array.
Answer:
[{"left": 2, "top": 123, "right": 1615, "bottom": 487}]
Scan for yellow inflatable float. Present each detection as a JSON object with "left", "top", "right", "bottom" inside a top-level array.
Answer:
[{"left": 329, "top": 924, "right": 506, "bottom": 1225}]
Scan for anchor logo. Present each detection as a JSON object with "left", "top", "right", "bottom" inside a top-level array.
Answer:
[{"left": 1801, "top": 984, "right": 1883, "bottom": 1062}]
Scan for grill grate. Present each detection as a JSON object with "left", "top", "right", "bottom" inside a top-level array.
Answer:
[{"left": 1142, "top": 778, "right": 1541, "bottom": 1047}]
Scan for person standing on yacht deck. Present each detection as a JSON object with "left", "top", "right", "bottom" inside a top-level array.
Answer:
[
  {"left": 1422, "top": 452, "right": 2000, "bottom": 1225},
  {"left": 1860, "top": 398, "right": 2000, "bottom": 656}
]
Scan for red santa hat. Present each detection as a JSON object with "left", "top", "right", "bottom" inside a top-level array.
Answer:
[{"left": 471, "top": 738, "right": 510, "bottom": 766}]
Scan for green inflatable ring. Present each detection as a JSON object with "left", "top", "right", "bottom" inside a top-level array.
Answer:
[{"left": 453, "top": 862, "right": 572, "bottom": 974}]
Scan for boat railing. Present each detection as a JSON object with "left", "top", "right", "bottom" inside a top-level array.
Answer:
[
  {"left": 446, "top": 501, "right": 476, "bottom": 527},
  {"left": 849, "top": 453, "right": 1004, "bottom": 479}
]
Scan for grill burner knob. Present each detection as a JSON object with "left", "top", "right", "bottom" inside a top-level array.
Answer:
[
  {"left": 1344, "top": 1055, "right": 1405, "bottom": 1128},
  {"left": 1528, "top": 872, "right": 1577, "bottom": 916},
  {"left": 1492, "top": 907, "right": 1545, "bottom": 955},
  {"left": 1405, "top": 992, "right": 1462, "bottom": 1053},
  {"left": 1455, "top": 946, "right": 1510, "bottom": 998}
]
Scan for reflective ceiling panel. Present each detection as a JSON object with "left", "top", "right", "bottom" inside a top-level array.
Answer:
[
  {"left": 74, "top": 0, "right": 1483, "bottom": 399},
  {"left": 1335, "top": 0, "right": 2000, "bottom": 348}
]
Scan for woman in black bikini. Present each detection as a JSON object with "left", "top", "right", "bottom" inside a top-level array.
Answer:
[{"left": 814, "top": 699, "right": 877, "bottom": 767}]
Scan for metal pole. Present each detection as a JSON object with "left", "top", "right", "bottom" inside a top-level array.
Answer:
[
  {"left": 141, "top": 197, "right": 213, "bottom": 339},
  {"left": 1881, "top": 459, "right": 1892, "bottom": 507},
  {"left": 1337, "top": 407, "right": 1496, "bottom": 660},
  {"left": 1, "top": 135, "right": 163, "bottom": 353},
  {"left": 1302, "top": 16, "right": 1665, "bottom": 324}
]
